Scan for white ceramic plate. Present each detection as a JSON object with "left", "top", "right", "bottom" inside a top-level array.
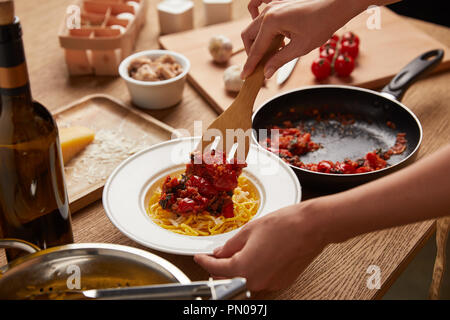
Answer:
[{"left": 103, "top": 137, "right": 301, "bottom": 255}]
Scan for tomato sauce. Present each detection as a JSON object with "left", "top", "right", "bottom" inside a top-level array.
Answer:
[
  {"left": 159, "top": 150, "right": 246, "bottom": 217},
  {"left": 263, "top": 122, "right": 407, "bottom": 174}
]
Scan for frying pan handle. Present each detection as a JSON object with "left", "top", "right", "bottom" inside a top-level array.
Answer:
[{"left": 381, "top": 49, "right": 444, "bottom": 101}]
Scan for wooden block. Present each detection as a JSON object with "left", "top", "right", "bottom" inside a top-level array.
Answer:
[
  {"left": 81, "top": 11, "right": 106, "bottom": 26},
  {"left": 59, "top": 0, "right": 147, "bottom": 76},
  {"left": 64, "top": 29, "right": 93, "bottom": 75},
  {"left": 64, "top": 49, "right": 93, "bottom": 75}
]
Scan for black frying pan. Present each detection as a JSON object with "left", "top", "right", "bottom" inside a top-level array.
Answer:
[{"left": 252, "top": 49, "right": 444, "bottom": 192}]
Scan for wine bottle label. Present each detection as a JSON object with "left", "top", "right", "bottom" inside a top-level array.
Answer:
[{"left": 0, "top": 62, "right": 27, "bottom": 88}]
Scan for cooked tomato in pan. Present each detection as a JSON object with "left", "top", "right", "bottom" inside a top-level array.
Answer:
[{"left": 263, "top": 120, "right": 407, "bottom": 174}]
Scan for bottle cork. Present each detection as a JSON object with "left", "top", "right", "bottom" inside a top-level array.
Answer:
[{"left": 0, "top": 0, "right": 15, "bottom": 25}]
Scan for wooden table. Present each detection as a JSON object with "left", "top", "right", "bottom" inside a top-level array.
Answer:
[{"left": 7, "top": 0, "right": 450, "bottom": 299}]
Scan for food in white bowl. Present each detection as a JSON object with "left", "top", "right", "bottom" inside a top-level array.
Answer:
[
  {"left": 119, "top": 50, "right": 190, "bottom": 110},
  {"left": 128, "top": 55, "right": 183, "bottom": 82}
]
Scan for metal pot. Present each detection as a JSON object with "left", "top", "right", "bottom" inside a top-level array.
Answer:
[{"left": 0, "top": 238, "right": 191, "bottom": 299}]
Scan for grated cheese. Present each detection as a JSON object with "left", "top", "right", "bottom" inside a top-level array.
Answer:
[{"left": 64, "top": 128, "right": 149, "bottom": 188}]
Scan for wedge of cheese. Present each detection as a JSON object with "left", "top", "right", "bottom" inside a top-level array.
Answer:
[{"left": 59, "top": 126, "right": 95, "bottom": 165}]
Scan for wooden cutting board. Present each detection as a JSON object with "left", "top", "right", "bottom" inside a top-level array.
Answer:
[
  {"left": 53, "top": 94, "right": 180, "bottom": 214},
  {"left": 159, "top": 7, "right": 450, "bottom": 113}
]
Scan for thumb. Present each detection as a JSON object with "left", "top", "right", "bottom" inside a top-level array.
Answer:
[{"left": 264, "top": 42, "right": 301, "bottom": 79}]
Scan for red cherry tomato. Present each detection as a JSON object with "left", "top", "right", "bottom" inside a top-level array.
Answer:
[
  {"left": 317, "top": 160, "right": 333, "bottom": 173},
  {"left": 340, "top": 39, "right": 359, "bottom": 58},
  {"left": 319, "top": 46, "right": 336, "bottom": 63},
  {"left": 311, "top": 57, "right": 331, "bottom": 80},
  {"left": 336, "top": 161, "right": 357, "bottom": 174},
  {"left": 341, "top": 31, "right": 360, "bottom": 46},
  {"left": 221, "top": 202, "right": 234, "bottom": 218},
  {"left": 186, "top": 175, "right": 216, "bottom": 197},
  {"left": 334, "top": 54, "right": 355, "bottom": 77},
  {"left": 177, "top": 198, "right": 196, "bottom": 213},
  {"left": 330, "top": 34, "right": 340, "bottom": 43},
  {"left": 365, "top": 151, "right": 387, "bottom": 170},
  {"left": 319, "top": 39, "right": 337, "bottom": 52},
  {"left": 355, "top": 166, "right": 371, "bottom": 173}
]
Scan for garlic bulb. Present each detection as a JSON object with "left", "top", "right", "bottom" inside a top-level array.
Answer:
[
  {"left": 209, "top": 35, "right": 233, "bottom": 64},
  {"left": 223, "top": 65, "right": 244, "bottom": 92}
]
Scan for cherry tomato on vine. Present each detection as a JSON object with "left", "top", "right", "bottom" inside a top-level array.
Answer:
[
  {"left": 341, "top": 31, "right": 360, "bottom": 46},
  {"left": 334, "top": 54, "right": 355, "bottom": 77},
  {"left": 330, "top": 34, "right": 340, "bottom": 43},
  {"left": 319, "top": 46, "right": 336, "bottom": 63},
  {"left": 340, "top": 39, "right": 359, "bottom": 58},
  {"left": 311, "top": 57, "right": 331, "bottom": 80},
  {"left": 319, "top": 38, "right": 337, "bottom": 52}
]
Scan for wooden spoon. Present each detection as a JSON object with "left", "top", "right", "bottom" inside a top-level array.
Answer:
[{"left": 198, "top": 35, "right": 284, "bottom": 162}]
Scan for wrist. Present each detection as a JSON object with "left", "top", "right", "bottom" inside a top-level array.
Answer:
[
  {"left": 297, "top": 194, "right": 353, "bottom": 247},
  {"left": 294, "top": 198, "right": 334, "bottom": 250},
  {"left": 324, "top": 0, "right": 369, "bottom": 30}
]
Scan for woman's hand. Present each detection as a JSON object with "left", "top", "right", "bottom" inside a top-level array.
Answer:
[
  {"left": 194, "top": 202, "right": 327, "bottom": 291},
  {"left": 195, "top": 144, "right": 450, "bottom": 292},
  {"left": 241, "top": 0, "right": 371, "bottom": 79}
]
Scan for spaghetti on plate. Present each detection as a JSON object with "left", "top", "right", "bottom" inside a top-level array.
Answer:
[{"left": 147, "top": 175, "right": 259, "bottom": 236}]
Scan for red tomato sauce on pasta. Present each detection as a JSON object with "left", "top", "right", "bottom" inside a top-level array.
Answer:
[{"left": 159, "top": 150, "right": 246, "bottom": 217}]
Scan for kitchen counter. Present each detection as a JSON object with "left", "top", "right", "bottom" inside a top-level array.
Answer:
[{"left": 2, "top": 0, "right": 449, "bottom": 300}]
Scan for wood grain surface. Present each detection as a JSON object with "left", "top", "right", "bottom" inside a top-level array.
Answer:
[
  {"left": 54, "top": 94, "right": 179, "bottom": 214},
  {"left": 1, "top": 0, "right": 449, "bottom": 300},
  {"left": 160, "top": 7, "right": 450, "bottom": 113}
]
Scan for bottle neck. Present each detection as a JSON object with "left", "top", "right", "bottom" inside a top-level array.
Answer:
[{"left": 0, "top": 16, "right": 32, "bottom": 99}]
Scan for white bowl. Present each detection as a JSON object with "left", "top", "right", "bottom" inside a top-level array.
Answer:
[{"left": 119, "top": 50, "right": 190, "bottom": 110}]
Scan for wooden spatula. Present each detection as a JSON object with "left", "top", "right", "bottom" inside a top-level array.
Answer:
[{"left": 198, "top": 35, "right": 284, "bottom": 163}]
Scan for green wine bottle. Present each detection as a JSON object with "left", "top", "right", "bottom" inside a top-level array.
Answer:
[{"left": 0, "top": 1, "right": 73, "bottom": 261}]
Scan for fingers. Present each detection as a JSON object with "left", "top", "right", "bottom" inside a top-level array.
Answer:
[
  {"left": 213, "top": 230, "right": 248, "bottom": 258},
  {"left": 264, "top": 41, "right": 301, "bottom": 79},
  {"left": 194, "top": 227, "right": 251, "bottom": 278},
  {"left": 241, "top": 13, "right": 264, "bottom": 55},
  {"left": 248, "top": 0, "right": 273, "bottom": 19},
  {"left": 241, "top": 18, "right": 278, "bottom": 79},
  {"left": 194, "top": 254, "right": 238, "bottom": 278}
]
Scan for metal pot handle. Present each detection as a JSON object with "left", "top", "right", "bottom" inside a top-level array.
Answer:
[
  {"left": 0, "top": 238, "right": 41, "bottom": 276},
  {"left": 0, "top": 238, "right": 41, "bottom": 254},
  {"left": 381, "top": 49, "right": 444, "bottom": 101}
]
